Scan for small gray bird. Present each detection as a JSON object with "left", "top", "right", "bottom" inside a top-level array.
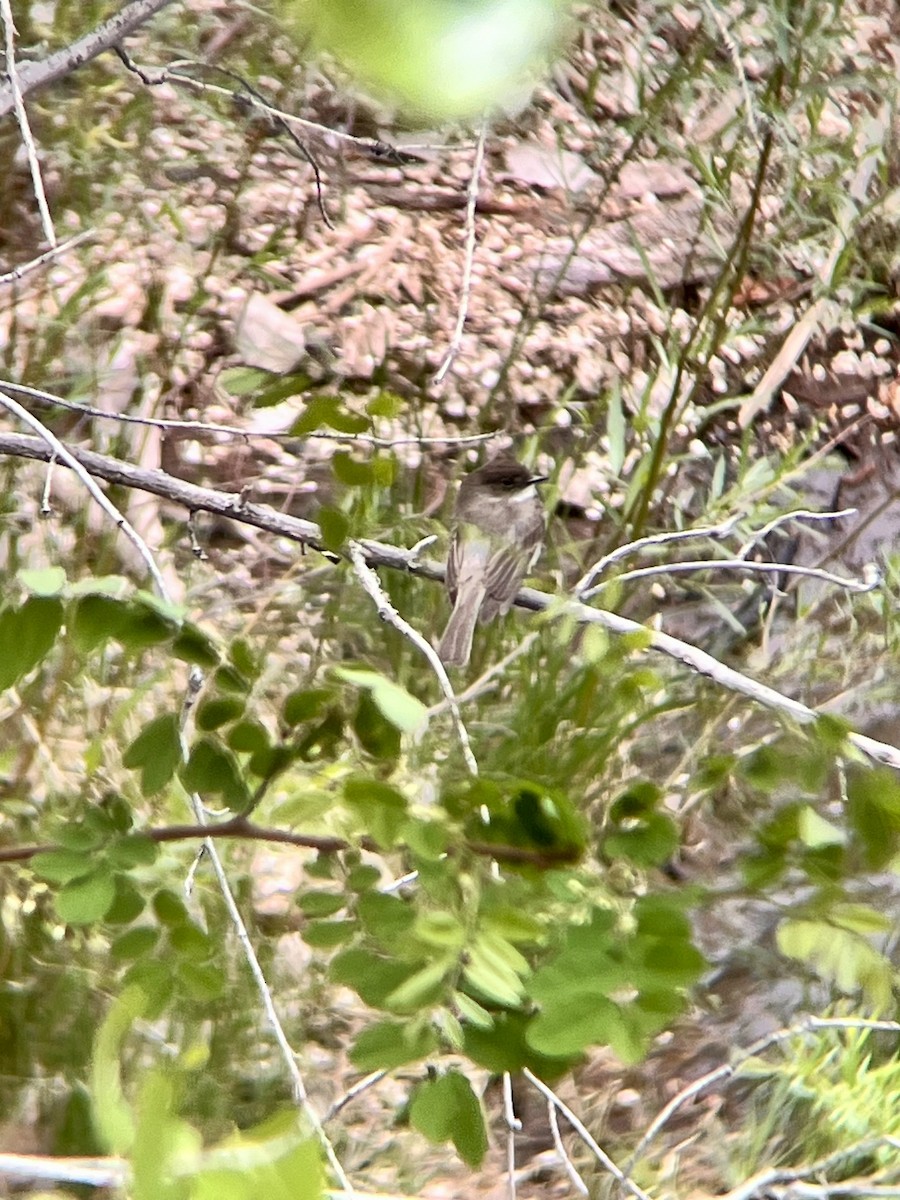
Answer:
[{"left": 438, "top": 456, "right": 547, "bottom": 667}]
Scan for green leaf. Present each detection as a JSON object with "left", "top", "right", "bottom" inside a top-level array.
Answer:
[
  {"left": 410, "top": 1070, "right": 488, "bottom": 1167},
  {"left": 296, "top": 891, "right": 346, "bottom": 918},
  {"left": 347, "top": 864, "right": 381, "bottom": 891},
  {"left": 297, "top": 0, "right": 565, "bottom": 122},
  {"left": 169, "top": 924, "right": 214, "bottom": 958},
  {"left": 847, "top": 766, "right": 900, "bottom": 867},
  {"left": 105, "top": 835, "right": 158, "bottom": 870},
  {"left": 289, "top": 394, "right": 369, "bottom": 435},
  {"left": 349, "top": 1019, "right": 437, "bottom": 1071},
  {"left": 0, "top": 596, "right": 64, "bottom": 687},
  {"left": 123, "top": 714, "right": 182, "bottom": 796},
  {"left": 366, "top": 392, "right": 403, "bottom": 418},
  {"left": 181, "top": 737, "right": 249, "bottom": 810},
  {"left": 116, "top": 595, "right": 181, "bottom": 650},
  {"left": 463, "top": 935, "right": 527, "bottom": 1007},
  {"left": 776, "top": 918, "right": 893, "bottom": 1007},
  {"left": 252, "top": 372, "right": 315, "bottom": 407},
  {"left": 357, "top": 891, "right": 416, "bottom": 941},
  {"left": 171, "top": 622, "right": 219, "bottom": 667},
  {"left": 131, "top": 1069, "right": 194, "bottom": 1200},
  {"left": 91, "top": 985, "right": 147, "bottom": 1153},
  {"left": 218, "top": 366, "right": 274, "bottom": 395},
  {"left": 797, "top": 805, "right": 846, "bottom": 848},
  {"left": 229, "top": 638, "right": 259, "bottom": 680},
  {"left": 413, "top": 911, "right": 466, "bottom": 949},
  {"left": 303, "top": 919, "right": 358, "bottom": 949},
  {"left": 111, "top": 927, "right": 162, "bottom": 962},
  {"left": 56, "top": 870, "right": 117, "bottom": 924},
  {"left": 31, "top": 848, "right": 95, "bottom": 884},
  {"left": 283, "top": 688, "right": 333, "bottom": 726},
  {"left": 527, "top": 993, "right": 626, "bottom": 1057},
  {"left": 828, "top": 903, "right": 893, "bottom": 935},
  {"left": 213, "top": 664, "right": 252, "bottom": 695},
  {"left": 334, "top": 667, "right": 428, "bottom": 733},
  {"left": 177, "top": 961, "right": 226, "bottom": 1001},
  {"left": 17, "top": 565, "right": 67, "bottom": 596},
  {"left": 192, "top": 1113, "right": 323, "bottom": 1200},
  {"left": 197, "top": 696, "right": 246, "bottom": 731},
  {"left": 226, "top": 719, "right": 271, "bottom": 755},
  {"left": 331, "top": 948, "right": 423, "bottom": 1008},
  {"left": 71, "top": 593, "right": 130, "bottom": 651},
  {"left": 317, "top": 506, "right": 349, "bottom": 551},
  {"left": 344, "top": 775, "right": 407, "bottom": 846},
  {"left": 353, "top": 691, "right": 401, "bottom": 761},
  {"left": 153, "top": 890, "right": 190, "bottom": 926},
  {"left": 385, "top": 957, "right": 453, "bottom": 1011},
  {"left": 332, "top": 451, "right": 373, "bottom": 487},
  {"left": 105, "top": 878, "right": 146, "bottom": 924},
  {"left": 371, "top": 455, "right": 395, "bottom": 487},
  {"left": 55, "top": 822, "right": 108, "bottom": 851}
]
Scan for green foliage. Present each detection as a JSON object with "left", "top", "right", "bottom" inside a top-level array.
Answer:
[
  {"left": 409, "top": 1069, "right": 489, "bottom": 1166},
  {"left": 2, "top": 0, "right": 900, "bottom": 1190},
  {"left": 735, "top": 1025, "right": 900, "bottom": 1178},
  {"left": 288, "top": 0, "right": 570, "bottom": 120},
  {"left": 91, "top": 987, "right": 323, "bottom": 1197}
]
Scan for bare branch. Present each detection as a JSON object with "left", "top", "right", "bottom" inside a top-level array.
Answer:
[
  {"left": 0, "top": 230, "right": 95, "bottom": 285},
  {"left": 0, "top": 399, "right": 171, "bottom": 599},
  {"left": 522, "top": 1068, "right": 652, "bottom": 1200},
  {"left": 347, "top": 540, "right": 479, "bottom": 776},
  {"left": 582, "top": 556, "right": 879, "bottom": 599},
  {"left": 0, "top": 0, "right": 174, "bottom": 118},
  {"left": 433, "top": 118, "right": 489, "bottom": 385},
  {"left": 0, "top": 378, "right": 495, "bottom": 447},
  {"left": 2, "top": 432, "right": 900, "bottom": 772},
  {"left": 0, "top": 0, "right": 56, "bottom": 244}
]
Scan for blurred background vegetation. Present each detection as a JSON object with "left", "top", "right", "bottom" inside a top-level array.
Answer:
[{"left": 2, "top": 0, "right": 900, "bottom": 1196}]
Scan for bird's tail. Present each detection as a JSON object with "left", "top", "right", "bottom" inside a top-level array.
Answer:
[{"left": 437, "top": 585, "right": 484, "bottom": 667}]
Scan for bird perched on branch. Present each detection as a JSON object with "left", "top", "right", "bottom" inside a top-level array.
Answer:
[{"left": 438, "top": 456, "right": 547, "bottom": 667}]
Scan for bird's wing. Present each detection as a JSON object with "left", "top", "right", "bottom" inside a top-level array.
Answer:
[
  {"left": 480, "top": 544, "right": 529, "bottom": 622},
  {"left": 446, "top": 527, "right": 490, "bottom": 605}
]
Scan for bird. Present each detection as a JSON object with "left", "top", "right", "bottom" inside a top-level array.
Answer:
[{"left": 438, "top": 455, "right": 547, "bottom": 667}]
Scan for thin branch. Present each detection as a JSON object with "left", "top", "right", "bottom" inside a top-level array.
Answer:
[
  {"left": 546, "top": 1098, "right": 590, "bottom": 1196},
  {"left": 522, "top": 1068, "right": 652, "bottom": 1200},
  {"left": 502, "top": 1071, "right": 521, "bottom": 1200},
  {"left": 0, "top": 815, "right": 581, "bottom": 869},
  {"left": 0, "top": 1153, "right": 128, "bottom": 1188},
  {"left": 114, "top": 49, "right": 334, "bottom": 228},
  {"left": 736, "top": 507, "right": 855, "bottom": 559},
  {"left": 0, "top": 377, "right": 494, "bottom": 447},
  {"left": 0, "top": 230, "right": 94, "bottom": 285},
  {"left": 433, "top": 118, "right": 488, "bottom": 385},
  {"left": 0, "top": 398, "right": 170, "bottom": 598},
  {"left": 3, "top": 433, "right": 900, "bottom": 772},
  {"left": 0, "top": 0, "right": 174, "bottom": 118},
  {"left": 347, "top": 540, "right": 478, "bottom": 777},
  {"left": 0, "top": 0, "right": 56, "bottom": 244},
  {"left": 575, "top": 517, "right": 742, "bottom": 594},
  {"left": 111, "top": 52, "right": 425, "bottom": 164},
  {"left": 183, "top": 801, "right": 355, "bottom": 1192},
  {"left": 581, "top": 556, "right": 879, "bottom": 599},
  {"left": 575, "top": 508, "right": 857, "bottom": 596},
  {"left": 325, "top": 1071, "right": 388, "bottom": 1122}
]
